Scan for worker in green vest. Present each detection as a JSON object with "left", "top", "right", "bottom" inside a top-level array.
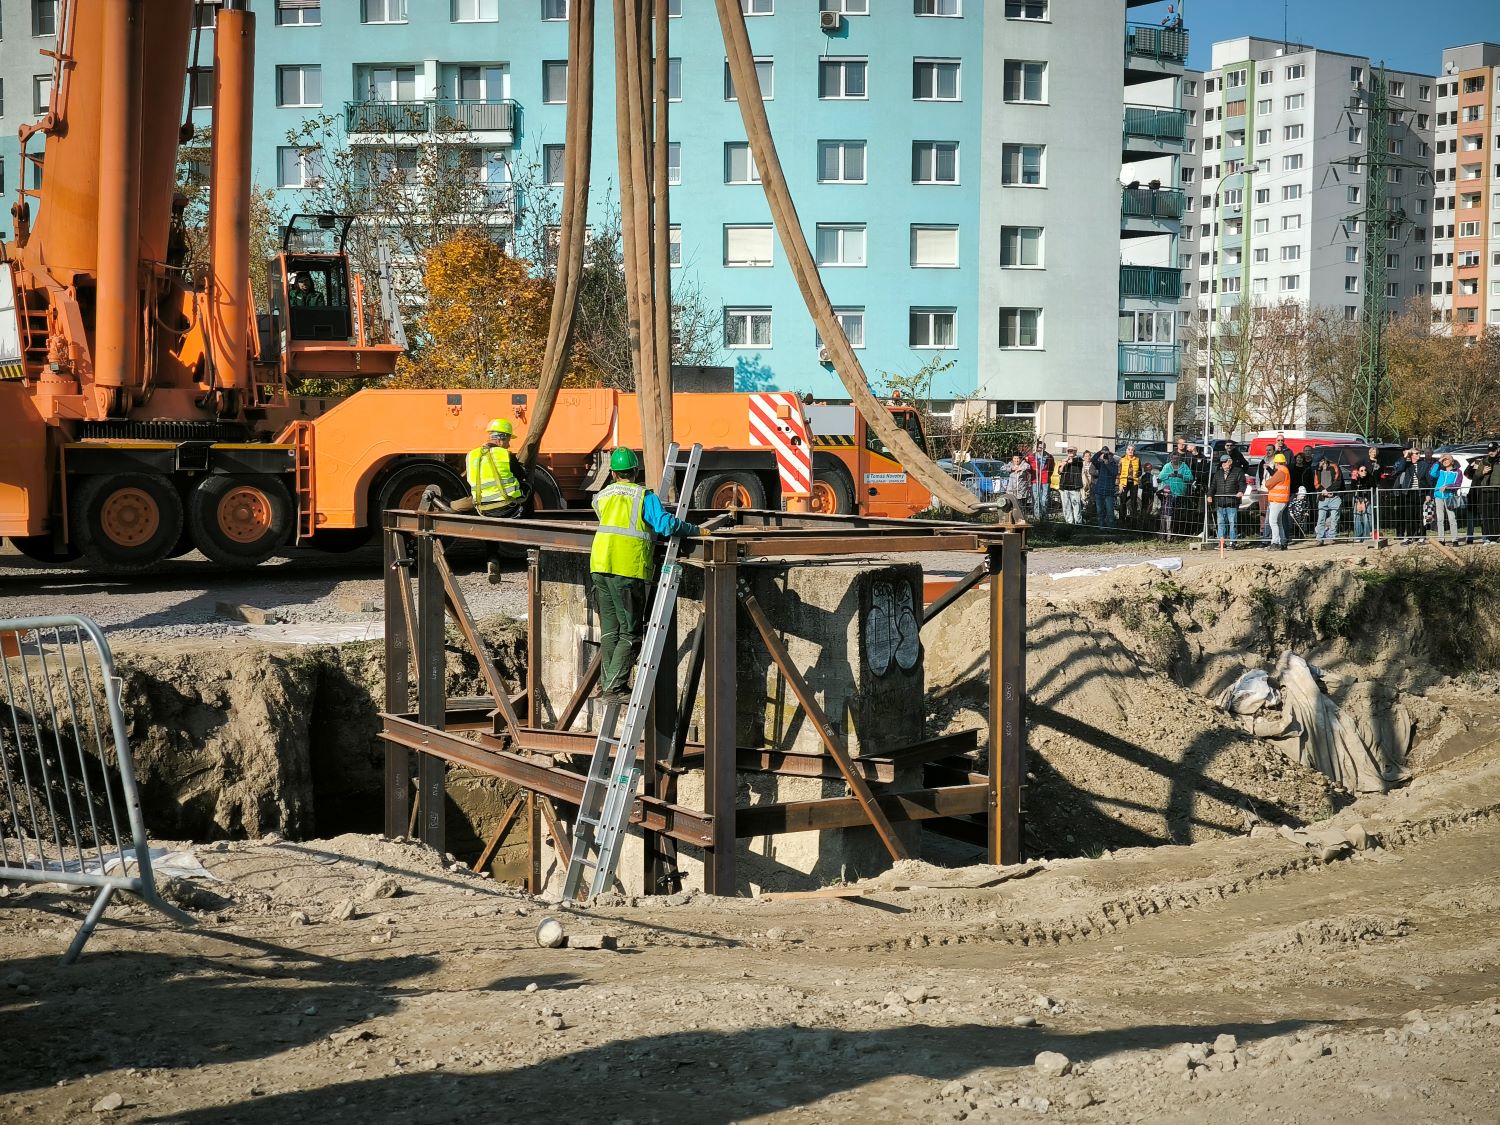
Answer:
[
  {"left": 467, "top": 418, "right": 529, "bottom": 580},
  {"left": 591, "top": 447, "right": 706, "bottom": 705}
]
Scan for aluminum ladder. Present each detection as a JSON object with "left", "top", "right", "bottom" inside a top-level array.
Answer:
[{"left": 562, "top": 442, "right": 703, "bottom": 901}]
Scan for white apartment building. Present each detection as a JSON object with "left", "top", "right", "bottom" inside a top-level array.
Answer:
[
  {"left": 1188, "top": 38, "right": 1435, "bottom": 322},
  {"left": 1431, "top": 42, "right": 1500, "bottom": 334}
]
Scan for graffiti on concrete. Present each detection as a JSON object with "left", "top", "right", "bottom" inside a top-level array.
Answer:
[{"left": 866, "top": 579, "right": 920, "bottom": 677}]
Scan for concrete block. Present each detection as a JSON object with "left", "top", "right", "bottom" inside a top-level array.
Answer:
[
  {"left": 335, "top": 595, "right": 382, "bottom": 615},
  {"left": 215, "top": 601, "right": 282, "bottom": 625}
]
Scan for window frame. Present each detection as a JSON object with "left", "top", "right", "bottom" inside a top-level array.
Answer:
[
  {"left": 277, "top": 64, "right": 322, "bottom": 109},
  {"left": 814, "top": 223, "right": 867, "bottom": 268},
  {"left": 362, "top": 0, "right": 408, "bottom": 24},
  {"left": 723, "top": 224, "right": 775, "bottom": 268},
  {"left": 817, "top": 140, "right": 867, "bottom": 185},
  {"left": 1002, "top": 59, "right": 1046, "bottom": 104},
  {"left": 723, "top": 141, "right": 760, "bottom": 185},
  {"left": 997, "top": 307, "right": 1041, "bottom": 350},
  {"left": 818, "top": 57, "right": 868, "bottom": 101},
  {"left": 911, "top": 140, "right": 958, "bottom": 185},
  {"left": 724, "top": 307, "right": 773, "bottom": 349},
  {"left": 276, "top": 0, "right": 322, "bottom": 26},
  {"left": 909, "top": 307, "right": 957, "bottom": 349},
  {"left": 999, "top": 225, "right": 1043, "bottom": 269},
  {"left": 913, "top": 58, "right": 962, "bottom": 102},
  {"left": 910, "top": 224, "right": 959, "bottom": 269},
  {"left": 451, "top": 0, "right": 499, "bottom": 21},
  {"left": 541, "top": 60, "right": 569, "bottom": 104},
  {"left": 724, "top": 57, "right": 774, "bottom": 102},
  {"left": 1000, "top": 142, "right": 1045, "bottom": 187}
]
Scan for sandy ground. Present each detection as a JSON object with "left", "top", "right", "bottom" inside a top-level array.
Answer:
[{"left": 2, "top": 746, "right": 1498, "bottom": 1124}]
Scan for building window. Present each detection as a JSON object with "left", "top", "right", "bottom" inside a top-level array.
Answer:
[
  {"left": 1283, "top": 214, "right": 1302, "bottom": 230},
  {"left": 362, "top": 0, "right": 407, "bottom": 23},
  {"left": 1284, "top": 93, "right": 1304, "bottom": 110},
  {"left": 542, "top": 0, "right": 568, "bottom": 18},
  {"left": 1000, "top": 143, "right": 1044, "bottom": 187},
  {"left": 1281, "top": 275, "right": 1301, "bottom": 292},
  {"left": 278, "top": 65, "right": 322, "bottom": 108},
  {"left": 1002, "top": 60, "right": 1046, "bottom": 103},
  {"left": 818, "top": 140, "right": 866, "bottom": 184},
  {"left": 1281, "top": 184, "right": 1302, "bottom": 201},
  {"left": 1003, "top": 0, "right": 1046, "bottom": 18},
  {"left": 543, "top": 144, "right": 565, "bottom": 185},
  {"left": 1389, "top": 80, "right": 1406, "bottom": 98},
  {"left": 724, "top": 308, "right": 772, "bottom": 348},
  {"left": 723, "top": 142, "right": 760, "bottom": 184},
  {"left": 1349, "top": 126, "right": 1363, "bottom": 143},
  {"left": 1255, "top": 128, "right": 1271, "bottom": 145},
  {"left": 32, "top": 0, "right": 56, "bottom": 36},
  {"left": 1000, "top": 225, "right": 1042, "bottom": 268},
  {"left": 724, "top": 58, "right": 774, "bottom": 101},
  {"left": 910, "top": 308, "right": 956, "bottom": 348},
  {"left": 1251, "top": 278, "right": 1268, "bottom": 295},
  {"left": 913, "top": 59, "right": 961, "bottom": 101},
  {"left": 819, "top": 58, "right": 867, "bottom": 100},
  {"left": 664, "top": 57, "right": 682, "bottom": 101},
  {"left": 1348, "top": 186, "right": 1362, "bottom": 204},
  {"left": 741, "top": 0, "right": 773, "bottom": 13},
  {"left": 1252, "top": 188, "right": 1269, "bottom": 204},
  {"left": 724, "top": 224, "right": 774, "bottom": 267},
  {"left": 915, "top": 0, "right": 961, "bottom": 15},
  {"left": 997, "top": 308, "right": 1040, "bottom": 348},
  {"left": 910, "top": 225, "right": 958, "bottom": 268},
  {"left": 1386, "top": 282, "right": 1401, "bottom": 298},
  {"left": 667, "top": 142, "right": 681, "bottom": 186},
  {"left": 1284, "top": 124, "right": 1303, "bottom": 140},
  {"left": 32, "top": 74, "right": 51, "bottom": 116},
  {"left": 277, "top": 146, "right": 321, "bottom": 188},
  {"left": 188, "top": 66, "right": 214, "bottom": 110},
  {"left": 820, "top": 0, "right": 869, "bottom": 13},
  {"left": 815, "top": 309, "right": 866, "bottom": 349},
  {"left": 1222, "top": 277, "right": 1240, "bottom": 295},
  {"left": 542, "top": 61, "right": 568, "bottom": 103},
  {"left": 1282, "top": 153, "right": 1303, "bottom": 171},
  {"left": 912, "top": 141, "right": 958, "bottom": 184},
  {"left": 277, "top": 1, "right": 321, "bottom": 25},
  {"left": 1281, "top": 245, "right": 1301, "bottom": 261},
  {"left": 452, "top": 0, "right": 497, "bottom": 19},
  {"left": 668, "top": 225, "right": 681, "bottom": 267},
  {"left": 1253, "top": 247, "right": 1268, "bottom": 263},
  {"left": 815, "top": 224, "right": 866, "bottom": 267},
  {"left": 1284, "top": 64, "right": 1305, "bottom": 80},
  {"left": 1256, "top": 98, "right": 1271, "bottom": 114}
]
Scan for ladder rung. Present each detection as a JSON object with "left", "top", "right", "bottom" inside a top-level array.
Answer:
[{"left": 576, "top": 815, "right": 599, "bottom": 827}]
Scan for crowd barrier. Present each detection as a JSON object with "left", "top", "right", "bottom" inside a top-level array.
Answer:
[{"left": 0, "top": 616, "right": 192, "bottom": 962}]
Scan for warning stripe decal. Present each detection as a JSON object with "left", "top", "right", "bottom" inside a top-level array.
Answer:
[
  {"left": 747, "top": 391, "right": 813, "bottom": 496},
  {"left": 0, "top": 361, "right": 26, "bottom": 381}
]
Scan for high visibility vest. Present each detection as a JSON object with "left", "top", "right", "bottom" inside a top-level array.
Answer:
[
  {"left": 1266, "top": 466, "right": 1291, "bottom": 504},
  {"left": 466, "top": 444, "right": 524, "bottom": 512},
  {"left": 590, "top": 482, "right": 653, "bottom": 579}
]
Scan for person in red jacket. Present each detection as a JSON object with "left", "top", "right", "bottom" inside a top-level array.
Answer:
[{"left": 1026, "top": 441, "right": 1055, "bottom": 521}]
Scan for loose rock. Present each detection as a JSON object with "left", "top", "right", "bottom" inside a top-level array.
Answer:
[
  {"left": 92, "top": 1093, "right": 124, "bottom": 1114},
  {"left": 1034, "top": 1051, "right": 1071, "bottom": 1078},
  {"left": 361, "top": 876, "right": 402, "bottom": 902}
]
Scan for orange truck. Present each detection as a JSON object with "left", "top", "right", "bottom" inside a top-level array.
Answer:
[{"left": 0, "top": 1, "right": 931, "bottom": 574}]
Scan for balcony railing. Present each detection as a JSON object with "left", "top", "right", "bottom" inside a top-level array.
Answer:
[
  {"left": 433, "top": 99, "right": 518, "bottom": 133},
  {"left": 1118, "top": 343, "right": 1181, "bottom": 376},
  {"left": 1123, "top": 105, "right": 1187, "bottom": 143},
  {"left": 1125, "top": 22, "right": 1189, "bottom": 65},
  {"left": 346, "top": 100, "right": 431, "bottom": 134},
  {"left": 1120, "top": 264, "right": 1183, "bottom": 300},
  {"left": 1121, "top": 186, "right": 1185, "bottom": 220}
]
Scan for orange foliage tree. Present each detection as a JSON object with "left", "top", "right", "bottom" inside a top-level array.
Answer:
[{"left": 391, "top": 228, "right": 575, "bottom": 389}]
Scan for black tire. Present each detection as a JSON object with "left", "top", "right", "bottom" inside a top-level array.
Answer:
[
  {"left": 70, "top": 473, "right": 185, "bottom": 574},
  {"left": 373, "top": 460, "right": 469, "bottom": 521},
  {"left": 7, "top": 534, "right": 82, "bottom": 565},
  {"left": 186, "top": 474, "right": 294, "bottom": 567},
  {"left": 527, "top": 464, "right": 565, "bottom": 512},
  {"left": 693, "top": 471, "right": 767, "bottom": 512},
  {"left": 809, "top": 459, "right": 856, "bottom": 515}
]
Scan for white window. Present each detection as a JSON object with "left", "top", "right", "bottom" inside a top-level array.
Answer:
[
  {"left": 724, "top": 225, "right": 774, "bottom": 267},
  {"left": 542, "top": 60, "right": 568, "bottom": 103},
  {"left": 1351, "top": 66, "right": 1365, "bottom": 84},
  {"left": 1003, "top": 60, "right": 1045, "bottom": 103},
  {"left": 1281, "top": 275, "right": 1301, "bottom": 292},
  {"left": 1001, "top": 143, "right": 1044, "bottom": 186},
  {"left": 1000, "top": 225, "right": 1042, "bottom": 268},
  {"left": 277, "top": 1, "right": 321, "bottom": 25},
  {"left": 1349, "top": 126, "right": 1363, "bottom": 143},
  {"left": 725, "top": 57, "right": 774, "bottom": 101},
  {"left": 1256, "top": 128, "right": 1271, "bottom": 144},
  {"left": 1252, "top": 187, "right": 1269, "bottom": 204},
  {"left": 1281, "top": 245, "right": 1301, "bottom": 261},
  {"left": 1345, "top": 276, "right": 1359, "bottom": 292},
  {"left": 1253, "top": 247, "right": 1268, "bottom": 262},
  {"left": 1385, "top": 253, "right": 1400, "bottom": 269},
  {"left": 816, "top": 308, "right": 866, "bottom": 349},
  {"left": 32, "top": 74, "right": 50, "bottom": 116},
  {"left": 1284, "top": 93, "right": 1304, "bottom": 110},
  {"left": 819, "top": 58, "right": 867, "bottom": 100},
  {"left": 1459, "top": 221, "right": 1481, "bottom": 237},
  {"left": 1252, "top": 278, "right": 1268, "bottom": 294},
  {"left": 1222, "top": 277, "right": 1241, "bottom": 294},
  {"left": 365, "top": 65, "right": 416, "bottom": 103},
  {"left": 912, "top": 141, "right": 958, "bottom": 184},
  {"left": 911, "top": 225, "right": 958, "bottom": 268},
  {"left": 1284, "top": 124, "right": 1303, "bottom": 140},
  {"left": 910, "top": 308, "right": 956, "bottom": 348},
  {"left": 1257, "top": 69, "right": 1273, "bottom": 84},
  {"left": 1389, "top": 80, "right": 1405, "bottom": 98},
  {"left": 1185, "top": 80, "right": 1198, "bottom": 97},
  {"left": 543, "top": 144, "right": 565, "bottom": 185},
  {"left": 277, "top": 65, "right": 321, "bottom": 108},
  {"left": 997, "top": 308, "right": 1040, "bottom": 348},
  {"left": 542, "top": 0, "right": 568, "bottom": 19},
  {"left": 1389, "top": 168, "right": 1403, "bottom": 184},
  {"left": 724, "top": 308, "right": 772, "bottom": 348},
  {"left": 1256, "top": 98, "right": 1272, "bottom": 114},
  {"left": 1419, "top": 83, "right": 1430, "bottom": 99},
  {"left": 277, "top": 146, "right": 321, "bottom": 188},
  {"left": 1285, "top": 64, "right": 1305, "bottom": 80},
  {"left": 818, "top": 140, "right": 866, "bottom": 184},
  {"left": 723, "top": 142, "right": 759, "bottom": 183},
  {"left": 1222, "top": 188, "right": 1243, "bottom": 206},
  {"left": 1253, "top": 218, "right": 1269, "bottom": 234},
  {"left": 815, "top": 224, "right": 866, "bottom": 267},
  {"left": 1282, "top": 184, "right": 1303, "bottom": 201},
  {"left": 452, "top": 0, "right": 497, "bottom": 20},
  {"left": 668, "top": 225, "right": 681, "bottom": 267},
  {"left": 666, "top": 58, "right": 681, "bottom": 102},
  {"left": 1004, "top": 0, "right": 1046, "bottom": 19},
  {"left": 667, "top": 142, "right": 681, "bottom": 185},
  {"left": 741, "top": 0, "right": 772, "bottom": 13},
  {"left": 1386, "top": 282, "right": 1401, "bottom": 298},
  {"left": 820, "top": 0, "right": 868, "bottom": 12},
  {"left": 1348, "top": 186, "right": 1362, "bottom": 203},
  {"left": 915, "top": 0, "right": 961, "bottom": 15},
  {"left": 363, "top": 0, "right": 406, "bottom": 22},
  {"left": 1282, "top": 153, "right": 1303, "bottom": 171},
  {"left": 914, "top": 59, "right": 961, "bottom": 101}
]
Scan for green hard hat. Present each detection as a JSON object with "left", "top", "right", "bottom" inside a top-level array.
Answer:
[{"left": 610, "top": 447, "right": 640, "bottom": 472}]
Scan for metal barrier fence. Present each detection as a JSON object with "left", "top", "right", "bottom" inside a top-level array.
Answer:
[{"left": 0, "top": 616, "right": 192, "bottom": 963}]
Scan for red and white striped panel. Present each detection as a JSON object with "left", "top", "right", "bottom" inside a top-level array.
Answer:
[{"left": 747, "top": 391, "right": 813, "bottom": 496}]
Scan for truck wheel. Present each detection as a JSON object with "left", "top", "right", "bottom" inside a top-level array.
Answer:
[
  {"left": 809, "top": 470, "right": 855, "bottom": 515},
  {"left": 8, "top": 535, "right": 82, "bottom": 565},
  {"left": 694, "top": 472, "right": 767, "bottom": 511},
  {"left": 527, "top": 465, "right": 566, "bottom": 512},
  {"left": 187, "top": 474, "right": 293, "bottom": 567},
  {"left": 70, "top": 474, "right": 184, "bottom": 573},
  {"left": 374, "top": 461, "right": 469, "bottom": 519}
]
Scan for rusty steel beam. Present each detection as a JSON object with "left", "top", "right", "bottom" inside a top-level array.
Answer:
[
  {"left": 554, "top": 650, "right": 603, "bottom": 734},
  {"left": 432, "top": 539, "right": 521, "bottom": 741},
  {"left": 702, "top": 542, "right": 738, "bottom": 894},
  {"left": 472, "top": 794, "right": 524, "bottom": 873},
  {"left": 527, "top": 549, "right": 541, "bottom": 731},
  {"left": 741, "top": 592, "right": 909, "bottom": 862},
  {"left": 990, "top": 533, "right": 1026, "bottom": 865},
  {"left": 859, "top": 729, "right": 979, "bottom": 769},
  {"left": 415, "top": 526, "right": 447, "bottom": 852},
  {"left": 921, "top": 563, "right": 989, "bottom": 626},
  {"left": 736, "top": 784, "right": 988, "bottom": 837},
  {"left": 539, "top": 795, "right": 573, "bottom": 868},
  {"left": 736, "top": 534, "right": 984, "bottom": 559},
  {"left": 384, "top": 530, "right": 413, "bottom": 838},
  {"left": 379, "top": 715, "right": 714, "bottom": 847},
  {"left": 387, "top": 510, "right": 598, "bottom": 553},
  {"left": 740, "top": 748, "right": 894, "bottom": 784}
]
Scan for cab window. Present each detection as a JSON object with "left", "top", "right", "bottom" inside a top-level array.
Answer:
[{"left": 864, "top": 409, "right": 927, "bottom": 461}]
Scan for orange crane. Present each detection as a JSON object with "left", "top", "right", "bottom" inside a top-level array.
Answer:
[{"left": 0, "top": 1, "right": 934, "bottom": 574}]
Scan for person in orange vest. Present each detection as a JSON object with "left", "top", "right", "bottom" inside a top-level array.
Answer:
[{"left": 1265, "top": 452, "right": 1292, "bottom": 551}]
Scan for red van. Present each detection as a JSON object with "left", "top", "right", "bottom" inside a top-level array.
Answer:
[{"left": 1246, "top": 430, "right": 1366, "bottom": 460}]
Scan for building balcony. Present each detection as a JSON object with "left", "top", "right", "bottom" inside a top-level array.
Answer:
[
  {"left": 1122, "top": 105, "right": 1187, "bottom": 160},
  {"left": 346, "top": 100, "right": 431, "bottom": 135},
  {"left": 346, "top": 99, "right": 518, "bottom": 143},
  {"left": 1125, "top": 22, "right": 1188, "bottom": 84},
  {"left": 1118, "top": 342, "right": 1181, "bottom": 377},
  {"left": 433, "top": 99, "right": 518, "bottom": 137},
  {"left": 1121, "top": 264, "right": 1183, "bottom": 301},
  {"left": 1121, "top": 185, "right": 1184, "bottom": 237}
]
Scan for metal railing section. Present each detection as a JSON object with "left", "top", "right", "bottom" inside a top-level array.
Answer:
[
  {"left": 1120, "top": 265, "right": 1184, "bottom": 300},
  {"left": 0, "top": 616, "right": 193, "bottom": 962},
  {"left": 1123, "top": 105, "right": 1187, "bottom": 143},
  {"left": 1121, "top": 186, "right": 1185, "bottom": 220},
  {"left": 346, "top": 99, "right": 520, "bottom": 135},
  {"left": 1118, "top": 343, "right": 1181, "bottom": 375},
  {"left": 1125, "top": 23, "right": 1189, "bottom": 65}
]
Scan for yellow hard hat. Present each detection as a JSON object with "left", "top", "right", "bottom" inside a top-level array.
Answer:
[
  {"left": 487, "top": 418, "right": 514, "bottom": 436},
  {"left": 1273, "top": 453, "right": 1287, "bottom": 464}
]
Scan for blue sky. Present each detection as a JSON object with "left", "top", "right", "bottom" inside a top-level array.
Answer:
[{"left": 1183, "top": 0, "right": 1499, "bottom": 75}]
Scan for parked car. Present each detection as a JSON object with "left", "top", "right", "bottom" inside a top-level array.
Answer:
[{"left": 937, "top": 458, "right": 1011, "bottom": 500}]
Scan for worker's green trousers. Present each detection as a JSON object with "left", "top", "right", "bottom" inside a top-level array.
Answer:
[{"left": 592, "top": 573, "right": 648, "bottom": 695}]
